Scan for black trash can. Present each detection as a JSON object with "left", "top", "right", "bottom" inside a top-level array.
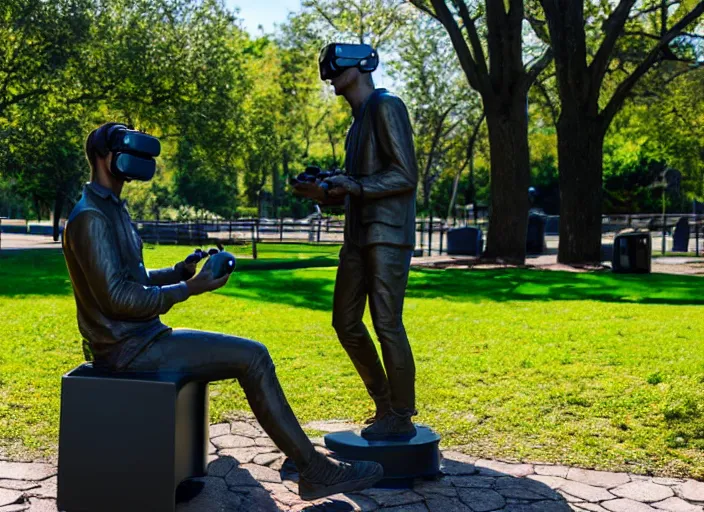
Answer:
[
  {"left": 672, "top": 217, "right": 690, "bottom": 252},
  {"left": 612, "top": 230, "right": 651, "bottom": 273},
  {"left": 526, "top": 213, "right": 547, "bottom": 254},
  {"left": 446, "top": 226, "right": 483, "bottom": 256}
]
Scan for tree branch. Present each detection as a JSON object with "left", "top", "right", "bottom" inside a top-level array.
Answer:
[
  {"left": 524, "top": 47, "right": 554, "bottom": 88},
  {"left": 623, "top": 30, "right": 662, "bottom": 40},
  {"left": 589, "top": 0, "right": 637, "bottom": 87},
  {"left": 412, "top": 0, "right": 486, "bottom": 93},
  {"left": 408, "top": 0, "right": 439, "bottom": 21},
  {"left": 535, "top": 78, "right": 558, "bottom": 126},
  {"left": 0, "top": 88, "right": 50, "bottom": 114},
  {"left": 601, "top": 1, "right": 704, "bottom": 126},
  {"left": 310, "top": 2, "right": 341, "bottom": 32},
  {"left": 630, "top": 0, "right": 678, "bottom": 18},
  {"left": 451, "top": 0, "right": 489, "bottom": 78},
  {"left": 527, "top": 15, "right": 551, "bottom": 45}
]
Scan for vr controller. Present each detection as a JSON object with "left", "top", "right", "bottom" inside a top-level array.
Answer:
[
  {"left": 185, "top": 246, "right": 237, "bottom": 279},
  {"left": 288, "top": 166, "right": 345, "bottom": 188},
  {"left": 93, "top": 123, "right": 161, "bottom": 182}
]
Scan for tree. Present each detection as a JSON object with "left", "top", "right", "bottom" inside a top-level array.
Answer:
[
  {"left": 409, "top": 0, "right": 552, "bottom": 262},
  {"left": 535, "top": 0, "right": 704, "bottom": 264},
  {"left": 388, "top": 16, "right": 483, "bottom": 215},
  {"left": 300, "top": 0, "right": 410, "bottom": 47},
  {"left": 1, "top": 105, "right": 89, "bottom": 240},
  {"left": 0, "top": 0, "right": 91, "bottom": 118}
]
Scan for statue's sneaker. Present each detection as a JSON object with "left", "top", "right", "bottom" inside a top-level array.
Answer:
[
  {"left": 361, "top": 412, "right": 417, "bottom": 440},
  {"left": 298, "top": 452, "right": 383, "bottom": 501}
]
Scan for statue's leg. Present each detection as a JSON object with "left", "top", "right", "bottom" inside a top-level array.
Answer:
[
  {"left": 332, "top": 244, "right": 391, "bottom": 413},
  {"left": 365, "top": 245, "right": 415, "bottom": 416},
  {"left": 127, "top": 329, "right": 385, "bottom": 500},
  {"left": 126, "top": 329, "right": 315, "bottom": 468}
]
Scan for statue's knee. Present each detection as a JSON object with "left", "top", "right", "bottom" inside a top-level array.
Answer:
[
  {"left": 372, "top": 319, "right": 403, "bottom": 340},
  {"left": 248, "top": 341, "right": 273, "bottom": 375},
  {"left": 333, "top": 317, "right": 360, "bottom": 340}
]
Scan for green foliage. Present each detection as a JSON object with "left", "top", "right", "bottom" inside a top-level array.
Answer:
[
  {"left": 0, "top": 0, "right": 702, "bottom": 226},
  {"left": 0, "top": 0, "right": 348, "bottom": 223},
  {"left": 299, "top": 0, "right": 411, "bottom": 47},
  {"left": 389, "top": 16, "right": 483, "bottom": 214}
]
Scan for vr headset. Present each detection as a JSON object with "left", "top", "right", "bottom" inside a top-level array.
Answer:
[
  {"left": 318, "top": 43, "right": 379, "bottom": 81},
  {"left": 92, "top": 123, "right": 161, "bottom": 182}
]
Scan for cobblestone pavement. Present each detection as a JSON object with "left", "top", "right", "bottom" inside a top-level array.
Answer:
[{"left": 1, "top": 418, "right": 703, "bottom": 511}]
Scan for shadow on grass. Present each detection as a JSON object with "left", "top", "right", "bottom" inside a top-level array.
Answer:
[
  {"left": 2, "top": 250, "right": 703, "bottom": 309},
  {"left": 237, "top": 256, "right": 338, "bottom": 272},
  {"left": 222, "top": 266, "right": 704, "bottom": 312},
  {"left": 408, "top": 268, "right": 704, "bottom": 306},
  {"left": 0, "top": 249, "right": 72, "bottom": 296},
  {"left": 0, "top": 250, "right": 338, "bottom": 298}
]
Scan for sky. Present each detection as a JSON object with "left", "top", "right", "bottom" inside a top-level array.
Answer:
[{"left": 225, "top": 0, "right": 303, "bottom": 36}]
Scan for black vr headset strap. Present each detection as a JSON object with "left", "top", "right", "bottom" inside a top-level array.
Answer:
[{"left": 93, "top": 123, "right": 127, "bottom": 158}]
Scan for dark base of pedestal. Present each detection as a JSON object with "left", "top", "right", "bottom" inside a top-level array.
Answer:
[{"left": 324, "top": 425, "right": 441, "bottom": 488}]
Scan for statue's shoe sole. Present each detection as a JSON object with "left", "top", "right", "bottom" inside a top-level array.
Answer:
[{"left": 299, "top": 465, "right": 384, "bottom": 501}]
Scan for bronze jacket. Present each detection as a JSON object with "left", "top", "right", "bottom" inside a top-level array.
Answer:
[
  {"left": 344, "top": 88, "right": 418, "bottom": 248},
  {"left": 62, "top": 183, "right": 190, "bottom": 370}
]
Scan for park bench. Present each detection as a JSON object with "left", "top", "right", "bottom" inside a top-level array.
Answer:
[{"left": 57, "top": 363, "right": 209, "bottom": 512}]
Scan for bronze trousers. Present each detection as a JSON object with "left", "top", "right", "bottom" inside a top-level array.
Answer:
[
  {"left": 332, "top": 243, "right": 415, "bottom": 415},
  {"left": 126, "top": 329, "right": 315, "bottom": 468}
]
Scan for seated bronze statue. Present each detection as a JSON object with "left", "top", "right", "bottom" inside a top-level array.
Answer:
[{"left": 61, "top": 122, "right": 383, "bottom": 501}]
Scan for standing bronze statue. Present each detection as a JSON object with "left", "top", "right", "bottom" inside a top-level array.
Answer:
[
  {"left": 62, "top": 122, "right": 383, "bottom": 500},
  {"left": 293, "top": 43, "right": 419, "bottom": 440}
]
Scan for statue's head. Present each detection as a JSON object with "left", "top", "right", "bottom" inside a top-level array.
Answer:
[
  {"left": 85, "top": 122, "right": 161, "bottom": 183},
  {"left": 318, "top": 43, "right": 378, "bottom": 96}
]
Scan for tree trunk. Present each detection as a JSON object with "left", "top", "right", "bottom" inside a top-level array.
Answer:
[
  {"left": 423, "top": 178, "right": 432, "bottom": 215},
  {"left": 52, "top": 191, "right": 65, "bottom": 242},
  {"left": 279, "top": 152, "right": 289, "bottom": 218},
  {"left": 557, "top": 110, "right": 605, "bottom": 264},
  {"left": 483, "top": 97, "right": 530, "bottom": 263}
]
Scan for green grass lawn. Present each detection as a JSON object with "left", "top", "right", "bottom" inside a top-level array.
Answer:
[{"left": 1, "top": 243, "right": 703, "bottom": 479}]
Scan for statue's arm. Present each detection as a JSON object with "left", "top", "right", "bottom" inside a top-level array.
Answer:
[
  {"left": 357, "top": 97, "right": 418, "bottom": 200},
  {"left": 67, "top": 211, "right": 190, "bottom": 320},
  {"left": 146, "top": 263, "right": 193, "bottom": 287},
  {"left": 319, "top": 195, "right": 346, "bottom": 206}
]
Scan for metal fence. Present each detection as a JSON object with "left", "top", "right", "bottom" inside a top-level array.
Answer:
[
  {"left": 132, "top": 217, "right": 452, "bottom": 257},
  {"left": 2, "top": 213, "right": 702, "bottom": 257}
]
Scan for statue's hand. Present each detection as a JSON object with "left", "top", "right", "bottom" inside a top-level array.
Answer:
[
  {"left": 175, "top": 260, "right": 197, "bottom": 280},
  {"left": 323, "top": 175, "right": 361, "bottom": 197},
  {"left": 292, "top": 181, "right": 326, "bottom": 202},
  {"left": 186, "top": 251, "right": 230, "bottom": 296},
  {"left": 181, "top": 248, "right": 210, "bottom": 279}
]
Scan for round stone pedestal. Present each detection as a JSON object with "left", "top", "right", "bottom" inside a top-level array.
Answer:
[{"left": 324, "top": 425, "right": 441, "bottom": 488}]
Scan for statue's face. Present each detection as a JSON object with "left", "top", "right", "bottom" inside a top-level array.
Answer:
[{"left": 331, "top": 67, "right": 360, "bottom": 96}]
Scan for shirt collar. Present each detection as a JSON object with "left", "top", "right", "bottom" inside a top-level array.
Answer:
[
  {"left": 86, "top": 182, "right": 126, "bottom": 206},
  {"left": 353, "top": 88, "right": 386, "bottom": 120}
]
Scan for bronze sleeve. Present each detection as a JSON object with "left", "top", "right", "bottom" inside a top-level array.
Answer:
[
  {"left": 147, "top": 263, "right": 192, "bottom": 286},
  {"left": 358, "top": 97, "right": 418, "bottom": 200},
  {"left": 67, "top": 211, "right": 189, "bottom": 321}
]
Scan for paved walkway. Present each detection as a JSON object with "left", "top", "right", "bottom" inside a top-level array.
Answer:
[
  {"left": 1, "top": 418, "right": 703, "bottom": 511},
  {"left": 0, "top": 234, "right": 60, "bottom": 251}
]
